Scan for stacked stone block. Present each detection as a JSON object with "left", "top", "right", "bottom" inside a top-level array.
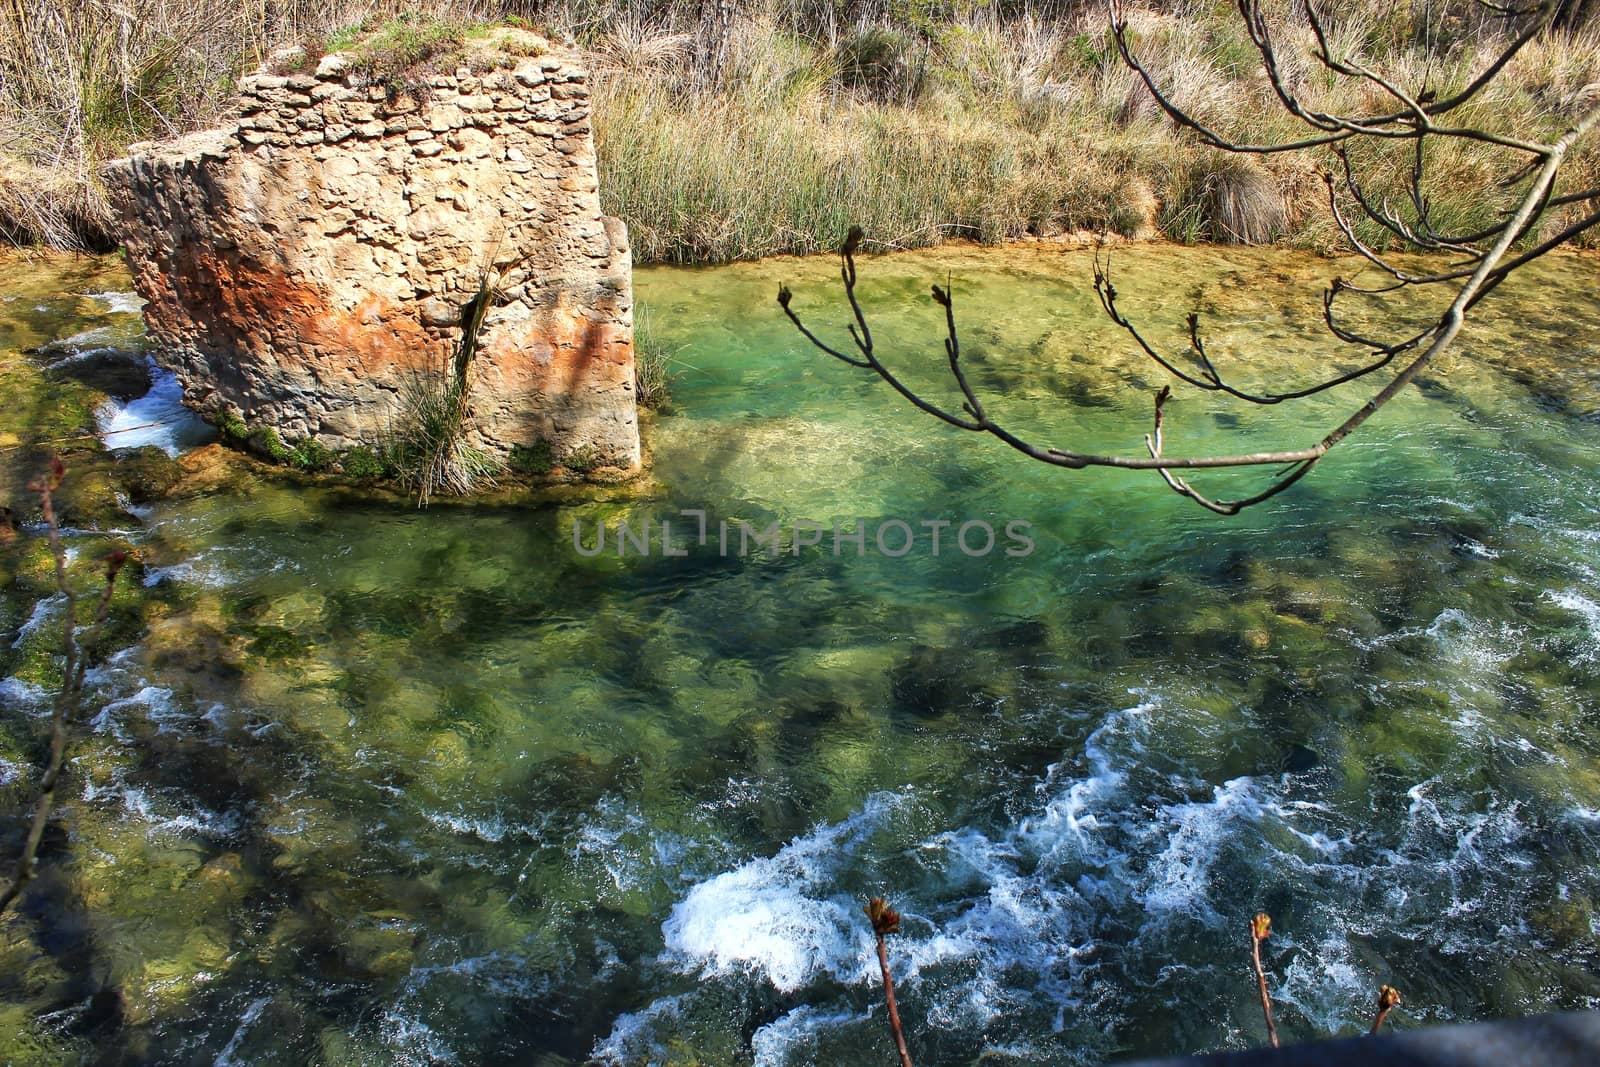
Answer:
[{"left": 102, "top": 29, "right": 639, "bottom": 468}]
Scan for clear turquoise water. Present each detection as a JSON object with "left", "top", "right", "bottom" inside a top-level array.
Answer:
[{"left": 5, "top": 244, "right": 1600, "bottom": 1064}]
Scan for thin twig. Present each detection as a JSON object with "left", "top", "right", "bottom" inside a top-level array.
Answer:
[
  {"left": 866, "top": 896, "right": 914, "bottom": 1067},
  {"left": 1370, "top": 984, "right": 1403, "bottom": 1034},
  {"left": 0, "top": 420, "right": 165, "bottom": 454},
  {"left": 1251, "top": 912, "right": 1280, "bottom": 1048}
]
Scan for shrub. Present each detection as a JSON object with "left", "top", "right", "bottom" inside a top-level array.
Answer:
[{"left": 836, "top": 26, "right": 927, "bottom": 104}]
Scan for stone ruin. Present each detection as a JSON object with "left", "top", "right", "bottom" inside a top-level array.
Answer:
[{"left": 101, "top": 28, "right": 640, "bottom": 470}]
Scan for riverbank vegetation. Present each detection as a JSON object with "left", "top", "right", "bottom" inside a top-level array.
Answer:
[{"left": 3, "top": 1, "right": 1597, "bottom": 259}]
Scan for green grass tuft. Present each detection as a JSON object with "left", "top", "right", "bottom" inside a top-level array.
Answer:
[{"left": 633, "top": 304, "right": 678, "bottom": 410}]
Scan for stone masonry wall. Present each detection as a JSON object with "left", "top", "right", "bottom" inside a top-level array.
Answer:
[{"left": 101, "top": 29, "right": 639, "bottom": 469}]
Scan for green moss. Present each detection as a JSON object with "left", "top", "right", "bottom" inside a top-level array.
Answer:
[
  {"left": 508, "top": 440, "right": 554, "bottom": 476},
  {"left": 247, "top": 624, "right": 312, "bottom": 661},
  {"left": 248, "top": 427, "right": 291, "bottom": 464},
  {"left": 561, "top": 445, "right": 600, "bottom": 475},
  {"left": 52, "top": 466, "right": 125, "bottom": 528},
  {"left": 213, "top": 411, "right": 247, "bottom": 445},
  {"left": 113, "top": 445, "right": 181, "bottom": 503}
]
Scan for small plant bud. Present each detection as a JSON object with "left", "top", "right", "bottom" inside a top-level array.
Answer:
[
  {"left": 777, "top": 284, "right": 792, "bottom": 309},
  {"left": 1252, "top": 913, "right": 1272, "bottom": 941},
  {"left": 842, "top": 226, "right": 864, "bottom": 256},
  {"left": 1370, "top": 982, "right": 1403, "bottom": 1034},
  {"left": 105, "top": 548, "right": 128, "bottom": 580},
  {"left": 931, "top": 284, "right": 950, "bottom": 307},
  {"left": 865, "top": 896, "right": 901, "bottom": 937}
]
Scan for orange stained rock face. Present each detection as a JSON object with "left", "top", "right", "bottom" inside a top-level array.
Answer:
[
  {"left": 146, "top": 246, "right": 444, "bottom": 373},
  {"left": 482, "top": 313, "right": 633, "bottom": 395}
]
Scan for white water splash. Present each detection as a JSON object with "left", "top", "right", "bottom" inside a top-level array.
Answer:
[
  {"left": 660, "top": 793, "right": 905, "bottom": 993},
  {"left": 96, "top": 360, "right": 212, "bottom": 456},
  {"left": 215, "top": 996, "right": 271, "bottom": 1066},
  {"left": 1546, "top": 588, "right": 1600, "bottom": 661},
  {"left": 81, "top": 772, "right": 243, "bottom": 840},
  {"left": 83, "top": 290, "right": 146, "bottom": 315},
  {"left": 10, "top": 592, "right": 65, "bottom": 650},
  {"left": 421, "top": 808, "right": 538, "bottom": 844},
  {"left": 0, "top": 675, "right": 49, "bottom": 710}
]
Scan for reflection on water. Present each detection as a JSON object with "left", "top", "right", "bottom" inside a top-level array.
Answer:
[{"left": 3, "top": 245, "right": 1600, "bottom": 1064}]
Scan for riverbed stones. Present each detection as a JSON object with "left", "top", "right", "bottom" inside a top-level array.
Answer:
[{"left": 100, "top": 27, "right": 640, "bottom": 469}]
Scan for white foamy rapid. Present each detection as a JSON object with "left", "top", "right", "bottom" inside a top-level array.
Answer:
[
  {"left": 659, "top": 792, "right": 898, "bottom": 994},
  {"left": 97, "top": 360, "right": 212, "bottom": 456},
  {"left": 83, "top": 290, "right": 146, "bottom": 315},
  {"left": 593, "top": 691, "right": 1561, "bottom": 1066}
]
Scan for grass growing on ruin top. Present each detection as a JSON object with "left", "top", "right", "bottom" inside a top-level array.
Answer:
[{"left": 297, "top": 14, "right": 548, "bottom": 86}]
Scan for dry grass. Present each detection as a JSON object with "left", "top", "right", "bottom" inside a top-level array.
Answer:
[
  {"left": 0, "top": 0, "right": 494, "bottom": 248},
  {"left": 2, "top": 1, "right": 1598, "bottom": 256}
]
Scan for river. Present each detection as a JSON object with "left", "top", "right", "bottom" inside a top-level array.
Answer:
[{"left": 3, "top": 242, "right": 1600, "bottom": 1064}]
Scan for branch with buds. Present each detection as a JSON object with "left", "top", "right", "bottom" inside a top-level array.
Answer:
[
  {"left": 1249, "top": 911, "right": 1405, "bottom": 1048},
  {"left": 1250, "top": 912, "right": 1281, "bottom": 1048},
  {"left": 866, "top": 896, "right": 915, "bottom": 1067},
  {"left": 1371, "top": 984, "right": 1403, "bottom": 1034}
]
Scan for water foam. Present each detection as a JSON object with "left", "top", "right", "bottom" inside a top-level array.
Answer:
[
  {"left": 595, "top": 688, "right": 1562, "bottom": 1063},
  {"left": 1546, "top": 588, "right": 1600, "bottom": 661},
  {"left": 10, "top": 593, "right": 65, "bottom": 650},
  {"left": 82, "top": 771, "right": 244, "bottom": 840},
  {"left": 0, "top": 675, "right": 49, "bottom": 711},
  {"left": 660, "top": 793, "right": 903, "bottom": 993},
  {"left": 96, "top": 360, "right": 212, "bottom": 456},
  {"left": 83, "top": 290, "right": 146, "bottom": 315}
]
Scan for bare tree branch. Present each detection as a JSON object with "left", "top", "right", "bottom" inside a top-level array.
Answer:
[
  {"left": 778, "top": 0, "right": 1600, "bottom": 514},
  {"left": 0, "top": 458, "right": 126, "bottom": 918}
]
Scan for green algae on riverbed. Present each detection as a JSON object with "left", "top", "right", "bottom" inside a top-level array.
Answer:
[{"left": 4, "top": 244, "right": 1600, "bottom": 1063}]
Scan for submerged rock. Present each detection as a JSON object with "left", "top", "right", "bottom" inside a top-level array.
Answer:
[
  {"left": 38, "top": 346, "right": 151, "bottom": 400},
  {"left": 51, "top": 465, "right": 129, "bottom": 528},
  {"left": 112, "top": 445, "right": 182, "bottom": 503}
]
